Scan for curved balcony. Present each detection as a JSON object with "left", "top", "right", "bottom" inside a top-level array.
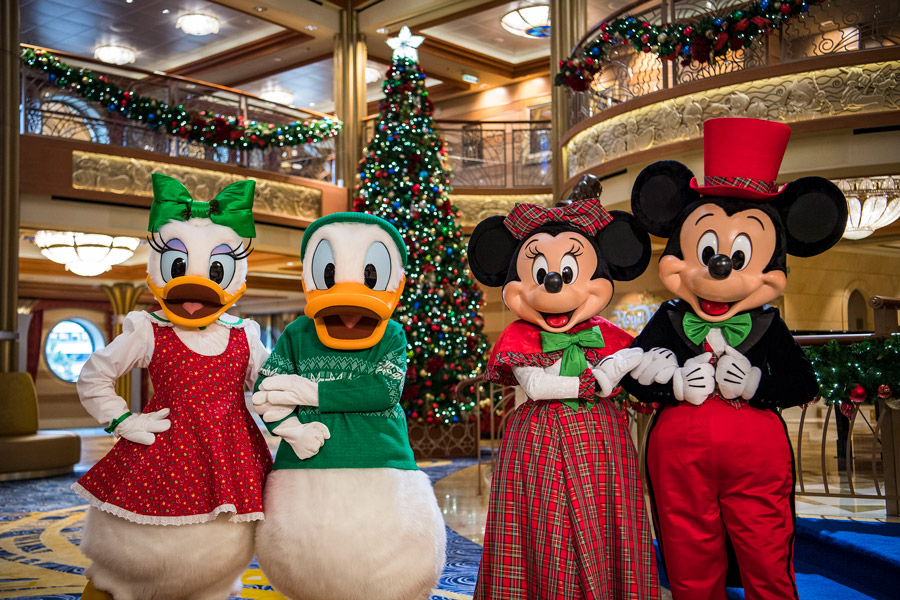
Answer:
[
  {"left": 20, "top": 44, "right": 338, "bottom": 182},
  {"left": 562, "top": 0, "right": 900, "bottom": 190}
]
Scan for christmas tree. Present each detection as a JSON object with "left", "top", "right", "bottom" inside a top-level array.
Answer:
[{"left": 353, "top": 27, "right": 491, "bottom": 425}]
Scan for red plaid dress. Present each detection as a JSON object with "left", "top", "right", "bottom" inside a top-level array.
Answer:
[{"left": 475, "top": 318, "right": 658, "bottom": 599}]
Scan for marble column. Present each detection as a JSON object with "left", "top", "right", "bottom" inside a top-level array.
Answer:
[
  {"left": 0, "top": 0, "right": 20, "bottom": 372},
  {"left": 550, "top": 0, "right": 588, "bottom": 199},
  {"left": 333, "top": 8, "right": 367, "bottom": 199}
]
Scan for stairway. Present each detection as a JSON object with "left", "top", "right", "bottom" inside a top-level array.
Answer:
[{"left": 658, "top": 518, "right": 900, "bottom": 599}]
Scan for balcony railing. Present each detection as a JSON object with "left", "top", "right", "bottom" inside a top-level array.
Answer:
[
  {"left": 19, "top": 45, "right": 337, "bottom": 182},
  {"left": 362, "top": 117, "right": 553, "bottom": 190},
  {"left": 567, "top": 0, "right": 900, "bottom": 127}
]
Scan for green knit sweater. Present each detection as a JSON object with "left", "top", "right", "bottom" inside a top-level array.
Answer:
[{"left": 255, "top": 317, "right": 417, "bottom": 470}]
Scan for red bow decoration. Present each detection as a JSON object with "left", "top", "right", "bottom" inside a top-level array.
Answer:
[{"left": 503, "top": 198, "right": 613, "bottom": 240}]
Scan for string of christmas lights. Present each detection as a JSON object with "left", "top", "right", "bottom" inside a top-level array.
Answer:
[
  {"left": 353, "top": 56, "right": 491, "bottom": 425},
  {"left": 556, "top": 0, "right": 829, "bottom": 91},
  {"left": 21, "top": 47, "right": 342, "bottom": 150}
]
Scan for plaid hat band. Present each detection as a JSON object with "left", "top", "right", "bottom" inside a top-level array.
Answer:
[
  {"left": 704, "top": 175, "right": 778, "bottom": 195},
  {"left": 504, "top": 198, "right": 613, "bottom": 240}
]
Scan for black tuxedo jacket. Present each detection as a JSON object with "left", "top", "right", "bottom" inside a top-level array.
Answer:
[{"left": 622, "top": 299, "right": 819, "bottom": 409}]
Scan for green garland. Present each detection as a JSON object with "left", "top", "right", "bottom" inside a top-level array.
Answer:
[
  {"left": 21, "top": 47, "right": 342, "bottom": 150},
  {"left": 556, "top": 0, "right": 828, "bottom": 91},
  {"left": 804, "top": 336, "right": 900, "bottom": 405}
]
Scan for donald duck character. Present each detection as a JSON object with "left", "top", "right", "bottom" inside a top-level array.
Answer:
[
  {"left": 73, "top": 173, "right": 273, "bottom": 600},
  {"left": 252, "top": 212, "right": 446, "bottom": 600}
]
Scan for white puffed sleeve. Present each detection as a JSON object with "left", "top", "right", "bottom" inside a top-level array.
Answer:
[
  {"left": 76, "top": 311, "right": 155, "bottom": 426},
  {"left": 512, "top": 364, "right": 580, "bottom": 400},
  {"left": 242, "top": 318, "right": 270, "bottom": 390}
]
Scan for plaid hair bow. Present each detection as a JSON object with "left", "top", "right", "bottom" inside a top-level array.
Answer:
[{"left": 503, "top": 198, "right": 613, "bottom": 240}]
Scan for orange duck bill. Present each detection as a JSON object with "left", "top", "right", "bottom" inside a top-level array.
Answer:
[{"left": 147, "top": 275, "right": 245, "bottom": 327}]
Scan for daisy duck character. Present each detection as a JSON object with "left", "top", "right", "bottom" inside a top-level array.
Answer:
[
  {"left": 252, "top": 212, "right": 445, "bottom": 600},
  {"left": 622, "top": 118, "right": 848, "bottom": 599},
  {"left": 74, "top": 173, "right": 272, "bottom": 600},
  {"left": 467, "top": 178, "right": 659, "bottom": 599}
]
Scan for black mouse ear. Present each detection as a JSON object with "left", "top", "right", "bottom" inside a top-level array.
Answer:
[
  {"left": 773, "top": 177, "right": 848, "bottom": 257},
  {"left": 467, "top": 215, "right": 518, "bottom": 287},
  {"left": 631, "top": 160, "right": 698, "bottom": 238},
  {"left": 596, "top": 211, "right": 652, "bottom": 282}
]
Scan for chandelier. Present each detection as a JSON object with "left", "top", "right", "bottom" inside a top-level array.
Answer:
[
  {"left": 837, "top": 177, "right": 900, "bottom": 240},
  {"left": 260, "top": 88, "right": 295, "bottom": 106},
  {"left": 501, "top": 3, "right": 551, "bottom": 38},
  {"left": 93, "top": 45, "right": 136, "bottom": 65},
  {"left": 34, "top": 231, "right": 141, "bottom": 277},
  {"left": 176, "top": 13, "right": 220, "bottom": 36}
]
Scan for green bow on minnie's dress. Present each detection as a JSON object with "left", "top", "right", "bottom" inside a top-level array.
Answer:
[
  {"left": 148, "top": 172, "right": 256, "bottom": 238},
  {"left": 540, "top": 326, "right": 605, "bottom": 410}
]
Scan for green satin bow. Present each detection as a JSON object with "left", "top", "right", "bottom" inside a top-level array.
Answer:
[
  {"left": 148, "top": 173, "right": 256, "bottom": 238},
  {"left": 682, "top": 311, "right": 752, "bottom": 347},
  {"left": 540, "top": 326, "right": 605, "bottom": 410}
]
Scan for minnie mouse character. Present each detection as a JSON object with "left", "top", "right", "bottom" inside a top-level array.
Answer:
[
  {"left": 623, "top": 118, "right": 848, "bottom": 599},
  {"left": 468, "top": 178, "right": 659, "bottom": 599}
]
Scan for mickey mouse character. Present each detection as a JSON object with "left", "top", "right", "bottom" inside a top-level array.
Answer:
[
  {"left": 468, "top": 178, "right": 659, "bottom": 599},
  {"left": 623, "top": 118, "right": 848, "bottom": 599}
]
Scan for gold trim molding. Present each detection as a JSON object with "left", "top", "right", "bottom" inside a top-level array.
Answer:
[
  {"left": 452, "top": 193, "right": 554, "bottom": 227},
  {"left": 565, "top": 60, "right": 900, "bottom": 178},
  {"left": 72, "top": 152, "right": 322, "bottom": 221}
]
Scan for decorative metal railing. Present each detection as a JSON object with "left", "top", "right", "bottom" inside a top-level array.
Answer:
[
  {"left": 361, "top": 117, "right": 553, "bottom": 190},
  {"left": 567, "top": 0, "right": 900, "bottom": 127},
  {"left": 459, "top": 296, "right": 900, "bottom": 517},
  {"left": 19, "top": 45, "right": 337, "bottom": 182}
]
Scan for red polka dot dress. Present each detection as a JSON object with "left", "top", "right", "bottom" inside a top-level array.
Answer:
[{"left": 74, "top": 323, "right": 273, "bottom": 525}]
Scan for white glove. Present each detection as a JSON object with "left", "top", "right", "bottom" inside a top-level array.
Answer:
[
  {"left": 252, "top": 374, "right": 319, "bottom": 423},
  {"left": 715, "top": 346, "right": 762, "bottom": 400},
  {"left": 672, "top": 353, "right": 715, "bottom": 405},
  {"left": 592, "top": 348, "right": 644, "bottom": 397},
  {"left": 115, "top": 408, "right": 171, "bottom": 445},
  {"left": 273, "top": 420, "right": 330, "bottom": 460},
  {"left": 630, "top": 347, "right": 679, "bottom": 386}
]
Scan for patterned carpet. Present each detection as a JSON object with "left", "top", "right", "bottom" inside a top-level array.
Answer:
[{"left": 0, "top": 458, "right": 482, "bottom": 600}]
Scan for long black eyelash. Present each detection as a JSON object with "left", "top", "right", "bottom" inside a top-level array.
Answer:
[
  {"left": 147, "top": 234, "right": 176, "bottom": 254},
  {"left": 228, "top": 241, "right": 254, "bottom": 261},
  {"left": 568, "top": 244, "right": 584, "bottom": 257}
]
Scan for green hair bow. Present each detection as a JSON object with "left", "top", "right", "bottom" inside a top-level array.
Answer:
[{"left": 148, "top": 173, "right": 256, "bottom": 238}]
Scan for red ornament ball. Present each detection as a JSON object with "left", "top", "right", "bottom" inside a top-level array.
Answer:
[
  {"left": 849, "top": 384, "right": 867, "bottom": 403},
  {"left": 878, "top": 384, "right": 892, "bottom": 399}
]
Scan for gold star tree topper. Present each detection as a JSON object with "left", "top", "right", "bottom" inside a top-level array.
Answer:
[{"left": 386, "top": 26, "right": 425, "bottom": 61}]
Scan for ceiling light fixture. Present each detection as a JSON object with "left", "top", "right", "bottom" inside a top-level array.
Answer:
[
  {"left": 376, "top": 27, "right": 390, "bottom": 34},
  {"left": 838, "top": 176, "right": 900, "bottom": 239},
  {"left": 93, "top": 44, "right": 137, "bottom": 65},
  {"left": 34, "top": 231, "right": 140, "bottom": 277},
  {"left": 365, "top": 65, "right": 383, "bottom": 84},
  {"left": 501, "top": 3, "right": 551, "bottom": 38},
  {"left": 162, "top": 9, "right": 170, "bottom": 14},
  {"left": 176, "top": 13, "right": 220, "bottom": 36},
  {"left": 305, "top": 24, "right": 318, "bottom": 31},
  {"left": 260, "top": 88, "right": 294, "bottom": 106}
]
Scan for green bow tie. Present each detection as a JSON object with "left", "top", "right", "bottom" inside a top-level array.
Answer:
[
  {"left": 540, "top": 326, "right": 605, "bottom": 410},
  {"left": 682, "top": 311, "right": 752, "bottom": 347},
  {"left": 148, "top": 173, "right": 256, "bottom": 238}
]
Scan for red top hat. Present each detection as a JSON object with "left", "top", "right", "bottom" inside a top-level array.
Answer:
[{"left": 690, "top": 117, "right": 792, "bottom": 201}]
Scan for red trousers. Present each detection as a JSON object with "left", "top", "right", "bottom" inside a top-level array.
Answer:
[{"left": 647, "top": 398, "right": 797, "bottom": 600}]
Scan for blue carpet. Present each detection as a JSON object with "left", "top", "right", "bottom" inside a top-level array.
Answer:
[{"left": 0, "top": 459, "right": 482, "bottom": 600}]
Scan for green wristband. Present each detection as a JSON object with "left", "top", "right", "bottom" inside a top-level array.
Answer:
[{"left": 104, "top": 411, "right": 132, "bottom": 434}]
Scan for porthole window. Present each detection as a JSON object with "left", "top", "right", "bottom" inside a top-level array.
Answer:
[{"left": 44, "top": 319, "right": 105, "bottom": 383}]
